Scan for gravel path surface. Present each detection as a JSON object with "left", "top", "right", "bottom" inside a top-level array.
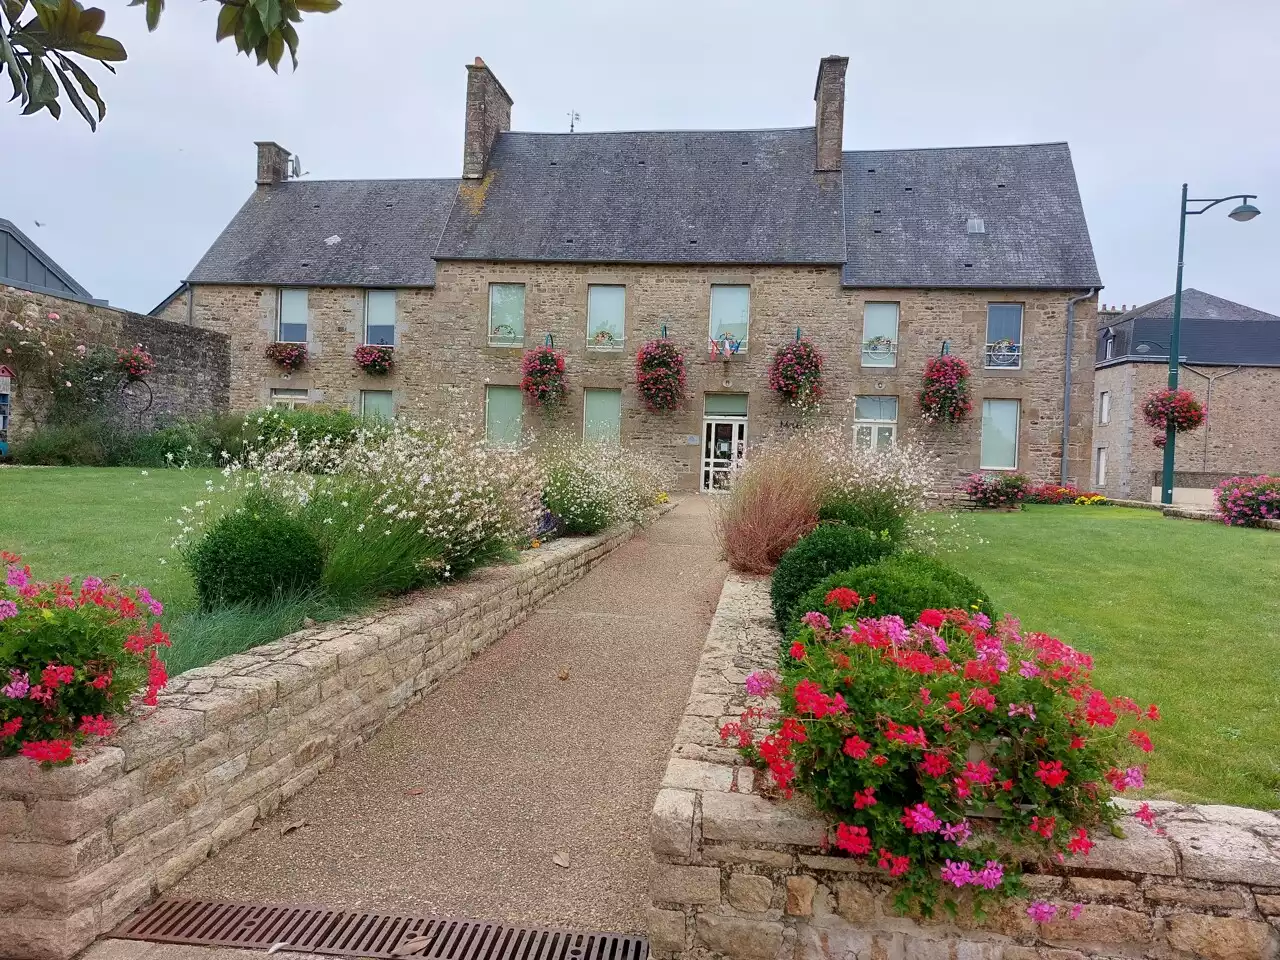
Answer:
[{"left": 176, "top": 496, "right": 726, "bottom": 934}]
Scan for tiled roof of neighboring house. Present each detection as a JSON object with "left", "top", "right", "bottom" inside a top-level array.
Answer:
[
  {"left": 1, "top": 218, "right": 94, "bottom": 299},
  {"left": 1097, "top": 289, "right": 1280, "bottom": 367},
  {"left": 433, "top": 128, "right": 847, "bottom": 265},
  {"left": 187, "top": 179, "right": 460, "bottom": 287},
  {"left": 841, "top": 143, "right": 1101, "bottom": 289}
]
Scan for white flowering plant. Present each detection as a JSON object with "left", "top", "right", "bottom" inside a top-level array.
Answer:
[{"left": 538, "top": 438, "right": 670, "bottom": 536}]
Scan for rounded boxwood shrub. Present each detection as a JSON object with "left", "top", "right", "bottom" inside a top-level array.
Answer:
[
  {"left": 817, "top": 493, "right": 908, "bottom": 544},
  {"left": 790, "top": 553, "right": 995, "bottom": 634},
  {"left": 185, "top": 494, "right": 324, "bottom": 610},
  {"left": 770, "top": 524, "right": 897, "bottom": 628}
]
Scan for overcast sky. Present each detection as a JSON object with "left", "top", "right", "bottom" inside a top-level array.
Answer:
[{"left": 2, "top": 0, "right": 1277, "bottom": 316}]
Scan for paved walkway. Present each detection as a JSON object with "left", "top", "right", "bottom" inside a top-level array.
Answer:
[{"left": 171, "top": 496, "right": 726, "bottom": 934}]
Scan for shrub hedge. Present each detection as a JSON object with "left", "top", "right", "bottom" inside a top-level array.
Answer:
[
  {"left": 770, "top": 524, "right": 897, "bottom": 628},
  {"left": 817, "top": 490, "right": 908, "bottom": 543}
]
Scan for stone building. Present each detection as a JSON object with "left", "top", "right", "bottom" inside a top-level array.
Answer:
[
  {"left": 154, "top": 56, "right": 1102, "bottom": 491},
  {"left": 1092, "top": 289, "right": 1280, "bottom": 503}
]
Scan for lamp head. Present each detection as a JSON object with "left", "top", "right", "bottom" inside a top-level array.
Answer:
[
  {"left": 1136, "top": 343, "right": 1151, "bottom": 354},
  {"left": 1229, "top": 201, "right": 1261, "bottom": 222}
]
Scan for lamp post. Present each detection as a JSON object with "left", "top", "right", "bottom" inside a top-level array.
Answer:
[{"left": 1160, "top": 184, "right": 1260, "bottom": 504}]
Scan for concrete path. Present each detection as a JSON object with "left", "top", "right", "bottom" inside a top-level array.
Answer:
[{"left": 170, "top": 496, "right": 726, "bottom": 934}]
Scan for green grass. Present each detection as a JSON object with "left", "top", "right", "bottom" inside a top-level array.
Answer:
[{"left": 941, "top": 505, "right": 1280, "bottom": 809}]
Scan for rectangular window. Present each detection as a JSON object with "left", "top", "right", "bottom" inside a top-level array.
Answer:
[
  {"left": 364, "top": 290, "right": 396, "bottom": 346},
  {"left": 709, "top": 284, "right": 750, "bottom": 350},
  {"left": 360, "top": 389, "right": 394, "bottom": 420},
  {"left": 704, "top": 393, "right": 749, "bottom": 417},
  {"left": 980, "top": 399, "right": 1020, "bottom": 469},
  {"left": 488, "top": 283, "right": 526, "bottom": 347},
  {"left": 853, "top": 395, "right": 898, "bottom": 451},
  {"left": 269, "top": 387, "right": 309, "bottom": 410},
  {"left": 277, "top": 288, "right": 308, "bottom": 343},
  {"left": 985, "top": 303, "right": 1024, "bottom": 368},
  {"left": 583, "top": 388, "right": 622, "bottom": 444},
  {"left": 586, "top": 285, "right": 625, "bottom": 350},
  {"left": 1099, "top": 390, "right": 1111, "bottom": 425},
  {"left": 485, "top": 385, "right": 523, "bottom": 446},
  {"left": 861, "top": 303, "right": 899, "bottom": 368},
  {"left": 1104, "top": 336, "right": 1115, "bottom": 360},
  {"left": 1096, "top": 447, "right": 1108, "bottom": 487}
]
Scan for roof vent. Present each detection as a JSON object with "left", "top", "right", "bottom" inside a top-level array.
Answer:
[
  {"left": 967, "top": 218, "right": 986, "bottom": 234},
  {"left": 904, "top": 186, "right": 913, "bottom": 192},
  {"left": 996, "top": 183, "right": 1006, "bottom": 189},
  {"left": 872, "top": 208, "right": 881, "bottom": 214},
  {"left": 963, "top": 262, "right": 973, "bottom": 268},
  {"left": 688, "top": 239, "right": 698, "bottom": 245},
  {"left": 873, "top": 229, "right": 882, "bottom": 234},
  {"left": 867, "top": 168, "right": 875, "bottom": 173}
]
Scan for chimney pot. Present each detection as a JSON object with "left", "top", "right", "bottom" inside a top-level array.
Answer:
[
  {"left": 463, "top": 57, "right": 513, "bottom": 179},
  {"left": 255, "top": 141, "right": 291, "bottom": 186},
  {"left": 813, "top": 55, "right": 849, "bottom": 173}
]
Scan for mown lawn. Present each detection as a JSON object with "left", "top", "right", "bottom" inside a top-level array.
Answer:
[{"left": 942, "top": 505, "right": 1280, "bottom": 809}]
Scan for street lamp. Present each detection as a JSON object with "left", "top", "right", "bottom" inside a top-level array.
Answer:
[{"left": 1160, "top": 184, "right": 1261, "bottom": 504}]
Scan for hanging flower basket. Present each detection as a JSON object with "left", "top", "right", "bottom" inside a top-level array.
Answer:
[
  {"left": 114, "top": 345, "right": 155, "bottom": 381},
  {"left": 919, "top": 355, "right": 973, "bottom": 425},
  {"left": 354, "top": 344, "right": 394, "bottom": 376},
  {"left": 265, "top": 342, "right": 308, "bottom": 372},
  {"left": 768, "top": 338, "right": 825, "bottom": 410},
  {"left": 635, "top": 337, "right": 687, "bottom": 412},
  {"left": 521, "top": 345, "right": 567, "bottom": 409},
  {"left": 1141, "top": 387, "right": 1205, "bottom": 433}
]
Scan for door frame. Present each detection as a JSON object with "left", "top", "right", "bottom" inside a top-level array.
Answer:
[{"left": 701, "top": 416, "right": 747, "bottom": 492}]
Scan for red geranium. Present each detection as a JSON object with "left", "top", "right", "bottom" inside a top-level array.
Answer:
[
  {"left": 919, "top": 355, "right": 973, "bottom": 425},
  {"left": 635, "top": 338, "right": 687, "bottom": 412},
  {"left": 520, "top": 346, "right": 568, "bottom": 410},
  {"left": 1142, "top": 387, "right": 1205, "bottom": 433},
  {"left": 768, "top": 338, "right": 825, "bottom": 410}
]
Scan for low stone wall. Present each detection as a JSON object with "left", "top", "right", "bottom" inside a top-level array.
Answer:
[
  {"left": 649, "top": 574, "right": 1280, "bottom": 960},
  {"left": 0, "top": 513, "right": 661, "bottom": 960}
]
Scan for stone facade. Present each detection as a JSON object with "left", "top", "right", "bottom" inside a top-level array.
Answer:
[
  {"left": 1093, "top": 361, "right": 1280, "bottom": 501},
  {"left": 0, "top": 514, "right": 659, "bottom": 960},
  {"left": 1, "top": 285, "right": 229, "bottom": 440},
  {"left": 170, "top": 271, "right": 1098, "bottom": 491},
  {"left": 649, "top": 574, "right": 1280, "bottom": 960}
]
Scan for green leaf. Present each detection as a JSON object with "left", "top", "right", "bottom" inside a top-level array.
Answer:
[
  {"left": 0, "top": 32, "right": 26, "bottom": 102},
  {"left": 265, "top": 30, "right": 283, "bottom": 72},
  {"left": 139, "top": 0, "right": 161, "bottom": 31},
  {"left": 214, "top": 2, "right": 239, "bottom": 41},
  {"left": 1, "top": 1, "right": 28, "bottom": 25},
  {"left": 78, "top": 4, "right": 102, "bottom": 33},
  {"left": 280, "top": 19, "right": 297, "bottom": 68},
  {"left": 51, "top": 59, "right": 92, "bottom": 128},
  {"left": 69, "top": 31, "right": 124, "bottom": 61},
  {"left": 293, "top": 0, "right": 341, "bottom": 11},
  {"left": 251, "top": 0, "right": 281, "bottom": 32},
  {"left": 60, "top": 55, "right": 103, "bottom": 120},
  {"left": 239, "top": 6, "right": 265, "bottom": 48}
]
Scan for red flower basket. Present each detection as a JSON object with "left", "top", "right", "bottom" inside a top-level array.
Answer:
[
  {"left": 919, "top": 355, "right": 972, "bottom": 425},
  {"left": 265, "top": 341, "right": 308, "bottom": 372},
  {"left": 114, "top": 345, "right": 155, "bottom": 381},
  {"left": 768, "top": 338, "right": 825, "bottom": 410},
  {"left": 520, "top": 345, "right": 567, "bottom": 409},
  {"left": 635, "top": 338, "right": 686, "bottom": 412},
  {"left": 1141, "top": 387, "right": 1205, "bottom": 433},
  {"left": 354, "top": 344, "right": 394, "bottom": 376}
]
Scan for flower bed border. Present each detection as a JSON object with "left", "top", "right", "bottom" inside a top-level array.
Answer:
[
  {"left": 0, "top": 506, "right": 670, "bottom": 960},
  {"left": 647, "top": 573, "right": 1280, "bottom": 960}
]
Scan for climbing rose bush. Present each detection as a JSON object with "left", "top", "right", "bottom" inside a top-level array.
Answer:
[
  {"left": 634, "top": 338, "right": 687, "bottom": 412},
  {"left": 1141, "top": 387, "right": 1205, "bottom": 433},
  {"left": 520, "top": 345, "right": 568, "bottom": 410},
  {"left": 1214, "top": 475, "right": 1280, "bottom": 527},
  {"left": 0, "top": 553, "right": 169, "bottom": 766},
  {"left": 114, "top": 345, "right": 155, "bottom": 380},
  {"left": 768, "top": 338, "right": 825, "bottom": 410},
  {"left": 722, "top": 595, "right": 1159, "bottom": 915},
  {"left": 919, "top": 356, "right": 972, "bottom": 425}
]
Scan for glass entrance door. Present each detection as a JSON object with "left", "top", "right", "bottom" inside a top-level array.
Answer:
[{"left": 702, "top": 418, "right": 747, "bottom": 491}]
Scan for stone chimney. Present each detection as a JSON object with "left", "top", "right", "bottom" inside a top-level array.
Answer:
[
  {"left": 813, "top": 55, "right": 849, "bottom": 173},
  {"left": 255, "top": 142, "right": 291, "bottom": 186},
  {"left": 462, "top": 57, "right": 513, "bottom": 180}
]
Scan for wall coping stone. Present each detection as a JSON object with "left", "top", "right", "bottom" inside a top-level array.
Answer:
[{"left": 648, "top": 572, "right": 1280, "bottom": 960}]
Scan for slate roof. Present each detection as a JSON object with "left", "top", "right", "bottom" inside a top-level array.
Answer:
[
  {"left": 1098, "top": 289, "right": 1280, "bottom": 367},
  {"left": 841, "top": 143, "right": 1101, "bottom": 288},
  {"left": 433, "top": 128, "right": 847, "bottom": 264},
  {"left": 187, "top": 179, "right": 459, "bottom": 287},
  {"left": 1, "top": 218, "right": 94, "bottom": 299}
]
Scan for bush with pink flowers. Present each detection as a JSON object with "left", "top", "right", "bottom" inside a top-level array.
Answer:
[
  {"left": 768, "top": 338, "right": 825, "bottom": 410},
  {"left": 961, "top": 472, "right": 1027, "bottom": 508},
  {"left": 520, "top": 345, "right": 568, "bottom": 410},
  {"left": 919, "top": 355, "right": 973, "bottom": 425},
  {"left": 0, "top": 552, "right": 169, "bottom": 766},
  {"left": 1214, "top": 475, "right": 1280, "bottom": 527},
  {"left": 635, "top": 338, "right": 687, "bottom": 412}
]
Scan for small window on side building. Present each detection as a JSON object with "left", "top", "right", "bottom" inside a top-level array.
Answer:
[
  {"left": 361, "top": 390, "right": 394, "bottom": 420},
  {"left": 853, "top": 395, "right": 898, "bottom": 450},
  {"left": 365, "top": 290, "right": 396, "bottom": 346},
  {"left": 861, "top": 303, "right": 899, "bottom": 367},
  {"left": 270, "top": 387, "right": 309, "bottom": 410},
  {"left": 488, "top": 283, "right": 526, "bottom": 347},
  {"left": 587, "top": 285, "right": 625, "bottom": 350},
  {"left": 277, "top": 288, "right": 308, "bottom": 343},
  {"left": 1099, "top": 390, "right": 1111, "bottom": 425},
  {"left": 985, "top": 303, "right": 1023, "bottom": 368}
]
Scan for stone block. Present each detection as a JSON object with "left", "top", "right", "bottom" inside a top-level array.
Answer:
[
  {"left": 1257, "top": 894, "right": 1280, "bottom": 916},
  {"left": 203, "top": 753, "right": 250, "bottom": 796},
  {"left": 109, "top": 795, "right": 172, "bottom": 845},
  {"left": 1144, "top": 884, "right": 1245, "bottom": 910},
  {"left": 1041, "top": 904, "right": 1152, "bottom": 945},
  {"left": 211, "top": 803, "right": 259, "bottom": 852},
  {"left": 662, "top": 757, "right": 734, "bottom": 792},
  {"left": 647, "top": 907, "right": 688, "bottom": 954},
  {"left": 115, "top": 709, "right": 205, "bottom": 772},
  {"left": 651, "top": 788, "right": 696, "bottom": 860},
  {"left": 696, "top": 914, "right": 783, "bottom": 960},
  {"left": 1075, "top": 821, "right": 1177, "bottom": 875},
  {"left": 707, "top": 845, "right": 796, "bottom": 869},
  {"left": 727, "top": 873, "right": 774, "bottom": 913},
  {"left": 1166, "top": 913, "right": 1277, "bottom": 960},
  {"left": 155, "top": 837, "right": 212, "bottom": 892},
  {"left": 702, "top": 791, "right": 827, "bottom": 847},
  {"left": 650, "top": 863, "right": 721, "bottom": 906},
  {"left": 142, "top": 753, "right": 184, "bottom": 792},
  {"left": 26, "top": 849, "right": 143, "bottom": 914},
  {"left": 183, "top": 732, "right": 231, "bottom": 769},
  {"left": 1166, "top": 819, "right": 1280, "bottom": 885},
  {"left": 0, "top": 904, "right": 96, "bottom": 960},
  {"left": 785, "top": 875, "right": 817, "bottom": 916},
  {"left": 0, "top": 747, "right": 124, "bottom": 800},
  {"left": 834, "top": 880, "right": 875, "bottom": 923},
  {"left": 1065, "top": 877, "right": 1137, "bottom": 901},
  {"left": 0, "top": 798, "right": 28, "bottom": 835},
  {"left": 0, "top": 828, "right": 110, "bottom": 878},
  {"left": 28, "top": 777, "right": 136, "bottom": 843}
]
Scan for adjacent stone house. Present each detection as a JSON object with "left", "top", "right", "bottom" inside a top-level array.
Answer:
[
  {"left": 1092, "top": 289, "right": 1280, "bottom": 503},
  {"left": 155, "top": 56, "right": 1102, "bottom": 491}
]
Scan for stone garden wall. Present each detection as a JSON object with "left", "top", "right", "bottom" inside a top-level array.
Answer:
[
  {"left": 0, "top": 514, "right": 660, "bottom": 960},
  {"left": 648, "top": 574, "right": 1280, "bottom": 960}
]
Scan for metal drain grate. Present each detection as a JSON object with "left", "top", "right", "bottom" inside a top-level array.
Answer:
[{"left": 113, "top": 898, "right": 650, "bottom": 960}]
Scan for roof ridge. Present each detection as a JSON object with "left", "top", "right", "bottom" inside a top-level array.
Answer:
[
  {"left": 844, "top": 141, "right": 1070, "bottom": 155},
  {"left": 500, "top": 126, "right": 814, "bottom": 137},
  {"left": 272, "top": 177, "right": 461, "bottom": 185}
]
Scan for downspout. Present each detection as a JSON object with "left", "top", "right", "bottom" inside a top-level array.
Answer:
[{"left": 1061, "top": 288, "right": 1099, "bottom": 484}]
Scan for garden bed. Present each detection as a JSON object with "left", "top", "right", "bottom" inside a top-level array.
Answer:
[
  {"left": 0, "top": 508, "right": 666, "bottom": 960},
  {"left": 647, "top": 574, "right": 1280, "bottom": 960}
]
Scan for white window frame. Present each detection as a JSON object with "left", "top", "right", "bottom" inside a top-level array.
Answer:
[
  {"left": 488, "top": 283, "right": 526, "bottom": 348},
  {"left": 979, "top": 398, "right": 1021, "bottom": 470},
  {"left": 853, "top": 395, "right": 898, "bottom": 450},
  {"left": 360, "top": 389, "right": 394, "bottom": 420},
  {"left": 984, "top": 303, "right": 1024, "bottom": 370},
  {"left": 364, "top": 290, "right": 397, "bottom": 346},
  {"left": 709, "top": 284, "right": 751, "bottom": 353},
  {"left": 276, "top": 288, "right": 308, "bottom": 344},
  {"left": 1099, "top": 391, "right": 1111, "bottom": 425},
  {"left": 1104, "top": 336, "right": 1115, "bottom": 360},
  {"left": 586, "top": 285, "right": 625, "bottom": 351},
  {"left": 269, "top": 387, "right": 310, "bottom": 410},
  {"left": 861, "top": 302, "right": 900, "bottom": 368},
  {"left": 1096, "top": 447, "right": 1108, "bottom": 487}
]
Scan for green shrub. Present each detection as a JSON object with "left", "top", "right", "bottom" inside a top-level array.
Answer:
[
  {"left": 790, "top": 553, "right": 995, "bottom": 634},
  {"left": 817, "top": 489, "right": 908, "bottom": 543},
  {"left": 542, "top": 458, "right": 615, "bottom": 535},
  {"left": 185, "top": 493, "right": 324, "bottom": 609},
  {"left": 14, "top": 422, "right": 110, "bottom": 465},
  {"left": 244, "top": 406, "right": 361, "bottom": 454},
  {"left": 770, "top": 524, "right": 897, "bottom": 628}
]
